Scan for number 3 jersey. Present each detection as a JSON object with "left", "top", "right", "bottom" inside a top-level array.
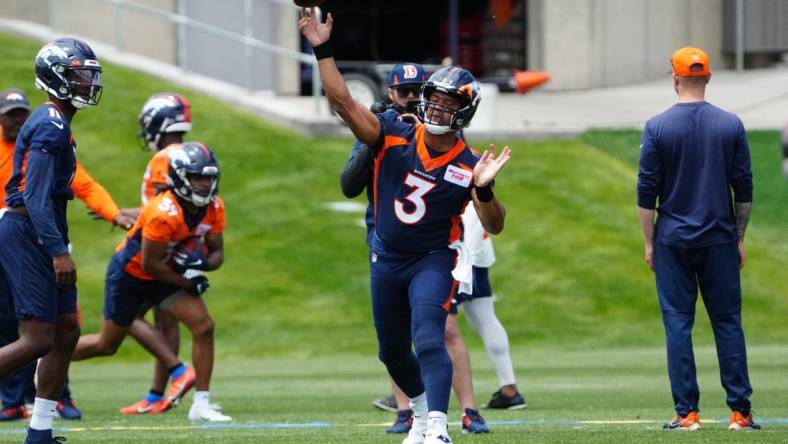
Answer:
[
  {"left": 114, "top": 190, "right": 225, "bottom": 280},
  {"left": 371, "top": 110, "right": 479, "bottom": 255}
]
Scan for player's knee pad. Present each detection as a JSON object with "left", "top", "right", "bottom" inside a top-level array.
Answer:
[{"left": 412, "top": 326, "right": 445, "bottom": 357}]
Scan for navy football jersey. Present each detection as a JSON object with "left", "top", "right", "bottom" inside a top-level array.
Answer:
[
  {"left": 5, "top": 102, "right": 76, "bottom": 257},
  {"left": 371, "top": 110, "right": 478, "bottom": 254}
]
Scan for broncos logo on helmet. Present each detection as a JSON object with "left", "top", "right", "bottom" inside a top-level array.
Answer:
[
  {"left": 167, "top": 142, "right": 220, "bottom": 207},
  {"left": 138, "top": 92, "right": 192, "bottom": 151},
  {"left": 416, "top": 66, "right": 481, "bottom": 135},
  {"left": 35, "top": 38, "right": 102, "bottom": 109}
]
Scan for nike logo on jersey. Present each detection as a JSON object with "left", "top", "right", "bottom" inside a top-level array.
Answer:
[
  {"left": 50, "top": 121, "right": 64, "bottom": 130},
  {"left": 444, "top": 164, "right": 472, "bottom": 188}
]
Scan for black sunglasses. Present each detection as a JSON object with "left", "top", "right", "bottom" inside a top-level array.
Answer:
[{"left": 394, "top": 85, "right": 421, "bottom": 98}]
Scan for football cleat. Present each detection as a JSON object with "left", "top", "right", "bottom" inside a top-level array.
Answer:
[
  {"left": 424, "top": 434, "right": 452, "bottom": 444},
  {"left": 372, "top": 394, "right": 399, "bottom": 413},
  {"left": 0, "top": 405, "right": 29, "bottom": 421},
  {"left": 22, "top": 428, "right": 66, "bottom": 443},
  {"left": 461, "top": 408, "right": 490, "bottom": 434},
  {"left": 187, "top": 403, "right": 232, "bottom": 422},
  {"left": 483, "top": 389, "right": 527, "bottom": 410},
  {"left": 402, "top": 410, "right": 427, "bottom": 444},
  {"left": 387, "top": 409, "right": 414, "bottom": 434},
  {"left": 663, "top": 411, "right": 701, "bottom": 431},
  {"left": 56, "top": 398, "right": 82, "bottom": 420},
  {"left": 729, "top": 411, "right": 761, "bottom": 430},
  {"left": 167, "top": 365, "right": 196, "bottom": 405},
  {"left": 119, "top": 398, "right": 173, "bottom": 415}
]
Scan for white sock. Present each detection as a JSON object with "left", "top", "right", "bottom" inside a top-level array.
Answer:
[
  {"left": 29, "top": 397, "right": 57, "bottom": 431},
  {"left": 427, "top": 411, "right": 448, "bottom": 436},
  {"left": 407, "top": 393, "right": 428, "bottom": 436},
  {"left": 463, "top": 297, "right": 517, "bottom": 387},
  {"left": 409, "top": 392, "right": 427, "bottom": 415},
  {"left": 193, "top": 391, "right": 210, "bottom": 407}
]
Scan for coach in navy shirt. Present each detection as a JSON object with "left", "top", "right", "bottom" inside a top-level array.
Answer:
[{"left": 637, "top": 46, "right": 759, "bottom": 432}]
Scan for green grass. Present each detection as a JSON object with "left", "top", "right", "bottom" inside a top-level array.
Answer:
[
  {"left": 1, "top": 345, "right": 787, "bottom": 443},
  {"left": 0, "top": 31, "right": 786, "bottom": 356},
  {"left": 1, "top": 31, "right": 788, "bottom": 442}
]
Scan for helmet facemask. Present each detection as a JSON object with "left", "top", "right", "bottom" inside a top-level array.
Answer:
[
  {"left": 172, "top": 168, "right": 220, "bottom": 207},
  {"left": 417, "top": 87, "right": 470, "bottom": 135},
  {"left": 65, "top": 66, "right": 102, "bottom": 109},
  {"left": 168, "top": 143, "right": 220, "bottom": 207}
]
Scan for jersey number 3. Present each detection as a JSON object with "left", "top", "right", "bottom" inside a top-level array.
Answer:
[{"left": 394, "top": 173, "right": 436, "bottom": 224}]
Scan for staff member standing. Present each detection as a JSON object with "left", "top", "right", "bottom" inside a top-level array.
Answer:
[{"left": 637, "top": 46, "right": 759, "bottom": 432}]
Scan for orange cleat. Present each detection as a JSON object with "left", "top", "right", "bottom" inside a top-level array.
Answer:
[
  {"left": 729, "top": 411, "right": 761, "bottom": 430},
  {"left": 663, "top": 411, "right": 701, "bottom": 431},
  {"left": 167, "top": 365, "right": 196, "bottom": 405},
  {"left": 119, "top": 398, "right": 173, "bottom": 415}
]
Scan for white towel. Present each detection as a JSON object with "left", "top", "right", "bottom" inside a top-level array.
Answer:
[{"left": 449, "top": 240, "right": 473, "bottom": 296}]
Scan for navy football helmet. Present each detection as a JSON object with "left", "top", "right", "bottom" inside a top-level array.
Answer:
[
  {"left": 138, "top": 92, "right": 192, "bottom": 151},
  {"left": 417, "top": 66, "right": 481, "bottom": 135},
  {"left": 168, "top": 142, "right": 220, "bottom": 207},
  {"left": 35, "top": 38, "right": 102, "bottom": 109}
]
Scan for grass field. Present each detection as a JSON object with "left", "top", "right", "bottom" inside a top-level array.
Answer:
[
  {"left": 1, "top": 31, "right": 788, "bottom": 442},
  {"left": 1, "top": 345, "right": 787, "bottom": 443}
]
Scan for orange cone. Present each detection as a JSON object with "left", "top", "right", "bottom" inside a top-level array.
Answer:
[{"left": 512, "top": 70, "right": 550, "bottom": 94}]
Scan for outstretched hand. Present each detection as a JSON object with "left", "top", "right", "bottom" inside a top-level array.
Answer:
[
  {"left": 473, "top": 144, "right": 512, "bottom": 187},
  {"left": 298, "top": 7, "right": 333, "bottom": 47}
]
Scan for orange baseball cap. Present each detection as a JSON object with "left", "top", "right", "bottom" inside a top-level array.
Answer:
[{"left": 671, "top": 47, "right": 710, "bottom": 77}]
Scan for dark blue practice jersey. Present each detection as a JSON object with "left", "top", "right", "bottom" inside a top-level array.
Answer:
[
  {"left": 371, "top": 110, "right": 478, "bottom": 254},
  {"left": 5, "top": 102, "right": 76, "bottom": 257}
]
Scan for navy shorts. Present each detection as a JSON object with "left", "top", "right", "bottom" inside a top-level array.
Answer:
[
  {"left": 0, "top": 211, "right": 76, "bottom": 323},
  {"left": 103, "top": 256, "right": 180, "bottom": 327},
  {"left": 450, "top": 267, "right": 493, "bottom": 313}
]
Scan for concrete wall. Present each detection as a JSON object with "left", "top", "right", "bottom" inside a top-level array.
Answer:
[
  {"left": 529, "top": 0, "right": 725, "bottom": 90},
  {"left": 180, "top": 0, "right": 299, "bottom": 93},
  {"left": 0, "top": 0, "right": 300, "bottom": 94},
  {"left": 0, "top": 0, "right": 48, "bottom": 24}
]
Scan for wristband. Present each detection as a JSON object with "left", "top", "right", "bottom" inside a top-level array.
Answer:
[
  {"left": 475, "top": 184, "right": 494, "bottom": 202},
  {"left": 312, "top": 40, "right": 333, "bottom": 60}
]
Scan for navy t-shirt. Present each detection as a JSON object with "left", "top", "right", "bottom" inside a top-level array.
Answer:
[{"left": 637, "top": 101, "right": 753, "bottom": 247}]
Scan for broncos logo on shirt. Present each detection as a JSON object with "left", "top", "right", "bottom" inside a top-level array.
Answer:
[{"left": 115, "top": 190, "right": 225, "bottom": 280}]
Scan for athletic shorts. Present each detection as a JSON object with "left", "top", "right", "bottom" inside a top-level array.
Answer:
[
  {"left": 103, "top": 255, "right": 180, "bottom": 327},
  {"left": 453, "top": 266, "right": 493, "bottom": 309},
  {"left": 0, "top": 211, "right": 76, "bottom": 323}
]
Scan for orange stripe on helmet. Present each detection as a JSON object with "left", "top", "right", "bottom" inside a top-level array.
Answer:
[{"left": 458, "top": 84, "right": 474, "bottom": 99}]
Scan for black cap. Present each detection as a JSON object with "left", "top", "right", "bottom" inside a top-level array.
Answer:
[{"left": 0, "top": 88, "right": 31, "bottom": 114}]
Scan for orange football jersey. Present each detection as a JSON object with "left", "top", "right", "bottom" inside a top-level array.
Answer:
[{"left": 116, "top": 190, "right": 225, "bottom": 280}]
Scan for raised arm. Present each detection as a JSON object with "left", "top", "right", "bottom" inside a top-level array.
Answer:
[
  {"left": 298, "top": 7, "right": 380, "bottom": 146},
  {"left": 471, "top": 144, "right": 512, "bottom": 235}
]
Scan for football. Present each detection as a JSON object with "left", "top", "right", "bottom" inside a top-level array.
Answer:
[
  {"left": 175, "top": 236, "right": 209, "bottom": 258},
  {"left": 294, "top": 0, "right": 324, "bottom": 7}
]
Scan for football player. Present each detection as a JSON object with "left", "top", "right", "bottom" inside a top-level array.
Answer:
[
  {"left": 302, "top": 10, "right": 510, "bottom": 444},
  {"left": 341, "top": 64, "right": 489, "bottom": 434},
  {"left": 72, "top": 142, "right": 231, "bottom": 422},
  {"left": 0, "top": 86, "right": 135, "bottom": 423},
  {"left": 0, "top": 38, "right": 105, "bottom": 444},
  {"left": 456, "top": 203, "right": 526, "bottom": 411},
  {"left": 118, "top": 92, "right": 194, "bottom": 415}
]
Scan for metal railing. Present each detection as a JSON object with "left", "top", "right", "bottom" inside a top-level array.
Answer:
[{"left": 50, "top": 0, "right": 323, "bottom": 113}]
